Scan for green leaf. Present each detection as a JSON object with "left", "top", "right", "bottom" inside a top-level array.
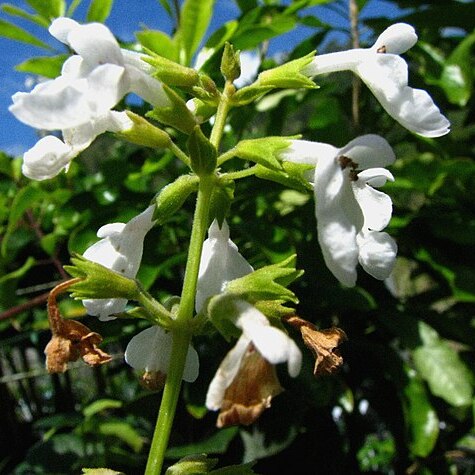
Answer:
[
  {"left": 166, "top": 427, "right": 238, "bottom": 458},
  {"left": 136, "top": 30, "right": 178, "bottom": 61},
  {"left": 176, "top": 0, "right": 216, "bottom": 65},
  {"left": 82, "top": 398, "right": 123, "bottom": 418},
  {"left": 403, "top": 371, "right": 439, "bottom": 457},
  {"left": 1, "top": 185, "right": 44, "bottom": 257},
  {"left": 0, "top": 256, "right": 36, "bottom": 285},
  {"left": 98, "top": 420, "right": 144, "bottom": 452},
  {"left": 26, "top": 0, "right": 65, "bottom": 18},
  {"left": 439, "top": 30, "right": 475, "bottom": 106},
  {"left": 0, "top": 18, "right": 51, "bottom": 49},
  {"left": 413, "top": 322, "right": 474, "bottom": 407},
  {"left": 15, "top": 54, "right": 67, "bottom": 78},
  {"left": 1, "top": 4, "right": 49, "bottom": 27},
  {"left": 86, "top": 0, "right": 114, "bottom": 22}
]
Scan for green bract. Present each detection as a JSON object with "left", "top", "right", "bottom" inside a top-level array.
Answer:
[
  {"left": 64, "top": 255, "right": 141, "bottom": 302},
  {"left": 153, "top": 174, "right": 199, "bottom": 225},
  {"left": 118, "top": 112, "right": 171, "bottom": 149},
  {"left": 187, "top": 126, "right": 217, "bottom": 176}
]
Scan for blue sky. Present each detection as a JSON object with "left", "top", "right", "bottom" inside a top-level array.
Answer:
[{"left": 0, "top": 0, "right": 403, "bottom": 156}]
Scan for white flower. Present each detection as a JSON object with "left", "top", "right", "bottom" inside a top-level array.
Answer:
[
  {"left": 205, "top": 300, "right": 302, "bottom": 411},
  {"left": 282, "top": 135, "right": 397, "bottom": 287},
  {"left": 303, "top": 23, "right": 450, "bottom": 137},
  {"left": 21, "top": 111, "right": 132, "bottom": 180},
  {"left": 10, "top": 17, "right": 169, "bottom": 180},
  {"left": 124, "top": 326, "right": 199, "bottom": 383},
  {"left": 83, "top": 205, "right": 156, "bottom": 320},
  {"left": 195, "top": 219, "right": 254, "bottom": 313}
]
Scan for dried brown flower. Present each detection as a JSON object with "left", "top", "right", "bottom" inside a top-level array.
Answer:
[
  {"left": 45, "top": 279, "right": 112, "bottom": 373},
  {"left": 285, "top": 315, "right": 347, "bottom": 376},
  {"left": 217, "top": 343, "right": 283, "bottom": 428}
]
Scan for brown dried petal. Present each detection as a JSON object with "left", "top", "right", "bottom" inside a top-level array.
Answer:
[
  {"left": 45, "top": 318, "right": 112, "bottom": 373},
  {"left": 140, "top": 371, "right": 167, "bottom": 391},
  {"left": 217, "top": 344, "right": 283, "bottom": 428},
  {"left": 285, "top": 316, "right": 347, "bottom": 376}
]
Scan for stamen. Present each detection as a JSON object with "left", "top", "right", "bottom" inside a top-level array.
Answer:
[{"left": 377, "top": 45, "right": 387, "bottom": 54}]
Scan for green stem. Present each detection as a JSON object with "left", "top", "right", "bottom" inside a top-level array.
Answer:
[
  {"left": 209, "top": 81, "right": 234, "bottom": 149},
  {"left": 168, "top": 141, "right": 191, "bottom": 168},
  {"left": 144, "top": 176, "right": 214, "bottom": 475},
  {"left": 222, "top": 165, "right": 259, "bottom": 181}
]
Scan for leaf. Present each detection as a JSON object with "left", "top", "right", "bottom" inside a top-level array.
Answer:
[
  {"left": 82, "top": 398, "right": 123, "bottom": 418},
  {"left": 97, "top": 420, "right": 144, "bottom": 452},
  {"left": 403, "top": 372, "right": 439, "bottom": 457},
  {"left": 15, "top": 54, "right": 67, "bottom": 78},
  {"left": 166, "top": 427, "right": 239, "bottom": 458},
  {"left": 413, "top": 322, "right": 474, "bottom": 407},
  {"left": 86, "top": 0, "right": 114, "bottom": 23},
  {"left": 0, "top": 4, "right": 49, "bottom": 27},
  {"left": 0, "top": 19, "right": 51, "bottom": 49},
  {"left": 176, "top": 0, "right": 216, "bottom": 65},
  {"left": 136, "top": 30, "right": 178, "bottom": 61},
  {"left": 439, "top": 30, "right": 475, "bottom": 106},
  {"left": 26, "top": 0, "right": 65, "bottom": 19},
  {"left": 1, "top": 185, "right": 45, "bottom": 257}
]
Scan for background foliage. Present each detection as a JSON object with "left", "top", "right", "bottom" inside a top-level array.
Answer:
[{"left": 0, "top": 0, "right": 474, "bottom": 473}]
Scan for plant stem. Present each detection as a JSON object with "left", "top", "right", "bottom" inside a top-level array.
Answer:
[
  {"left": 145, "top": 72, "right": 232, "bottom": 475},
  {"left": 209, "top": 81, "right": 234, "bottom": 149},
  {"left": 144, "top": 176, "right": 214, "bottom": 475},
  {"left": 168, "top": 141, "right": 191, "bottom": 168}
]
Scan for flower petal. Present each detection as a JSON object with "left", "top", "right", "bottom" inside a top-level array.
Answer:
[
  {"left": 280, "top": 140, "right": 335, "bottom": 166},
  {"left": 196, "top": 220, "right": 253, "bottom": 313},
  {"left": 357, "top": 230, "right": 398, "bottom": 280},
  {"left": 356, "top": 55, "right": 450, "bottom": 137},
  {"left": 21, "top": 136, "right": 74, "bottom": 180},
  {"left": 371, "top": 23, "right": 417, "bottom": 54},
  {"left": 66, "top": 22, "right": 123, "bottom": 67},
  {"left": 339, "top": 134, "right": 395, "bottom": 169},
  {"left": 352, "top": 175, "right": 393, "bottom": 231},
  {"left": 125, "top": 326, "right": 172, "bottom": 373}
]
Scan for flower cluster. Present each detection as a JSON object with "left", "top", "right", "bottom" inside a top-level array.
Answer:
[
  {"left": 10, "top": 17, "right": 169, "bottom": 180},
  {"left": 11, "top": 16, "right": 450, "bottom": 431}
]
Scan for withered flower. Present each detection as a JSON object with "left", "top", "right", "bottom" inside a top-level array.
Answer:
[
  {"left": 285, "top": 315, "right": 347, "bottom": 376},
  {"left": 216, "top": 343, "right": 283, "bottom": 428},
  {"left": 45, "top": 279, "right": 112, "bottom": 373}
]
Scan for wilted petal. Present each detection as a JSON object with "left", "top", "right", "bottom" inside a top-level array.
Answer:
[
  {"left": 206, "top": 335, "right": 250, "bottom": 411},
  {"left": 125, "top": 326, "right": 199, "bottom": 383},
  {"left": 357, "top": 230, "right": 397, "bottom": 280}
]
